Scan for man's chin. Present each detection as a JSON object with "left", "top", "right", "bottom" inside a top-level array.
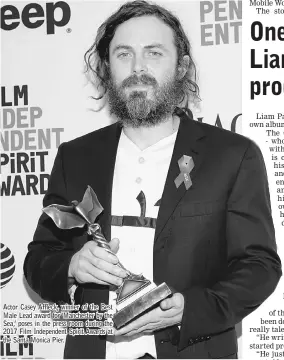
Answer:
[
  {"left": 119, "top": 105, "right": 172, "bottom": 128},
  {"left": 125, "top": 90, "right": 152, "bottom": 101}
]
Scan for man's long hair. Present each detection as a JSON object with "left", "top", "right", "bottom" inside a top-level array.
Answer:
[{"left": 84, "top": 0, "right": 200, "bottom": 110}]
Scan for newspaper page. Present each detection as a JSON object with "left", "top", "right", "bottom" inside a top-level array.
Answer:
[
  {"left": 242, "top": 1, "right": 284, "bottom": 359},
  {"left": 0, "top": 0, "right": 282, "bottom": 359}
]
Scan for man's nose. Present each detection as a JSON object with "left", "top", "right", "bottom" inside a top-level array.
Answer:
[{"left": 132, "top": 55, "right": 147, "bottom": 74}]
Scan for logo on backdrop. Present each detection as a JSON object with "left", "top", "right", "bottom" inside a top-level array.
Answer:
[
  {"left": 1, "top": 1, "right": 71, "bottom": 35},
  {"left": 0, "top": 336, "right": 35, "bottom": 358},
  {"left": 0, "top": 85, "right": 64, "bottom": 196},
  {"left": 197, "top": 113, "right": 242, "bottom": 133},
  {"left": 200, "top": 0, "right": 242, "bottom": 46},
  {"left": 0, "top": 243, "right": 16, "bottom": 289}
]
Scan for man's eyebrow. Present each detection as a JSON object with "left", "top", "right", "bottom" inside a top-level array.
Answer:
[
  {"left": 112, "top": 44, "right": 133, "bottom": 54},
  {"left": 112, "top": 43, "right": 169, "bottom": 54},
  {"left": 144, "top": 43, "right": 168, "bottom": 51}
]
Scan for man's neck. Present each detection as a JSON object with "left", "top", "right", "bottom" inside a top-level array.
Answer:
[{"left": 122, "top": 115, "right": 180, "bottom": 150}]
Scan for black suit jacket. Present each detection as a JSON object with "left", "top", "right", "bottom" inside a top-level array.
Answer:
[{"left": 24, "top": 110, "right": 282, "bottom": 359}]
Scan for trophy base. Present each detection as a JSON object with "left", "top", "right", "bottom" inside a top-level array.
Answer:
[{"left": 113, "top": 282, "right": 172, "bottom": 329}]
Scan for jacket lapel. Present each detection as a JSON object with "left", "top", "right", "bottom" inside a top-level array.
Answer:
[
  {"left": 88, "top": 122, "right": 122, "bottom": 241},
  {"left": 154, "top": 110, "right": 207, "bottom": 244}
]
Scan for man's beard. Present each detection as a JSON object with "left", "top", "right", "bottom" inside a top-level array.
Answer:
[{"left": 107, "top": 71, "right": 183, "bottom": 128}]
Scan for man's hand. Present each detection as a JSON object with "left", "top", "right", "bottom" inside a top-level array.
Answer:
[
  {"left": 114, "top": 293, "right": 184, "bottom": 337},
  {"left": 68, "top": 238, "right": 128, "bottom": 286}
]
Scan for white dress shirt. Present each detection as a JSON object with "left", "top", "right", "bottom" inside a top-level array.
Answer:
[{"left": 106, "top": 129, "right": 177, "bottom": 359}]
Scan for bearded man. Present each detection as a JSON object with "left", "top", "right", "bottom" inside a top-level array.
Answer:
[{"left": 24, "top": 1, "right": 282, "bottom": 359}]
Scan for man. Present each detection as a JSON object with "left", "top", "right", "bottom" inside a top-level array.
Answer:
[{"left": 24, "top": 1, "right": 282, "bottom": 359}]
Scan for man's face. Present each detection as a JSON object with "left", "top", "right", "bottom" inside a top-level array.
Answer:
[{"left": 107, "top": 15, "right": 183, "bottom": 127}]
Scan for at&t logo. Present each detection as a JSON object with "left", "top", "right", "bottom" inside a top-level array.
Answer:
[{"left": 0, "top": 244, "right": 15, "bottom": 289}]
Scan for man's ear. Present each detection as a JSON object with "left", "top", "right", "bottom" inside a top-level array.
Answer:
[{"left": 177, "top": 55, "right": 190, "bottom": 79}]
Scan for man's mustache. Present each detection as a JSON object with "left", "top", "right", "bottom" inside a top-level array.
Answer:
[{"left": 122, "top": 74, "right": 157, "bottom": 88}]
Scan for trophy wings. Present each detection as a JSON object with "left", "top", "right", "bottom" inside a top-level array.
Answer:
[{"left": 42, "top": 185, "right": 104, "bottom": 230}]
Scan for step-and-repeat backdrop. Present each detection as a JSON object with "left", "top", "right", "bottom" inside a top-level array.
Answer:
[{"left": 1, "top": 1, "right": 242, "bottom": 358}]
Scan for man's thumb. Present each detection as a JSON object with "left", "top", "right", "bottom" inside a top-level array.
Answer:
[
  {"left": 109, "top": 238, "right": 120, "bottom": 254},
  {"left": 160, "top": 297, "right": 173, "bottom": 311}
]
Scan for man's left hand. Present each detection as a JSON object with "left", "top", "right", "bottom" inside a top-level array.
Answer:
[{"left": 114, "top": 293, "right": 184, "bottom": 337}]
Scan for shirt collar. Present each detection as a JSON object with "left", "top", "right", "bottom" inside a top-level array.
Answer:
[{"left": 120, "top": 128, "right": 178, "bottom": 155}]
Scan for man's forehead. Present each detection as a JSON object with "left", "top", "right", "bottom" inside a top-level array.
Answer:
[{"left": 110, "top": 15, "right": 175, "bottom": 50}]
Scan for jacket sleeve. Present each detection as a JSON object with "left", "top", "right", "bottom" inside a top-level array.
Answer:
[
  {"left": 23, "top": 143, "right": 82, "bottom": 305},
  {"left": 178, "top": 140, "right": 282, "bottom": 351}
]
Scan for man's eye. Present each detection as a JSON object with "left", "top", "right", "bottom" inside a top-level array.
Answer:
[
  {"left": 117, "top": 52, "right": 131, "bottom": 59},
  {"left": 148, "top": 51, "right": 163, "bottom": 57}
]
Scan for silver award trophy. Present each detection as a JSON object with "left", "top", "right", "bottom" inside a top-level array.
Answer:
[{"left": 43, "top": 186, "right": 172, "bottom": 329}]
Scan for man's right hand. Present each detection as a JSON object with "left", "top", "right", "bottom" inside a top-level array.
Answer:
[{"left": 68, "top": 238, "right": 128, "bottom": 286}]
